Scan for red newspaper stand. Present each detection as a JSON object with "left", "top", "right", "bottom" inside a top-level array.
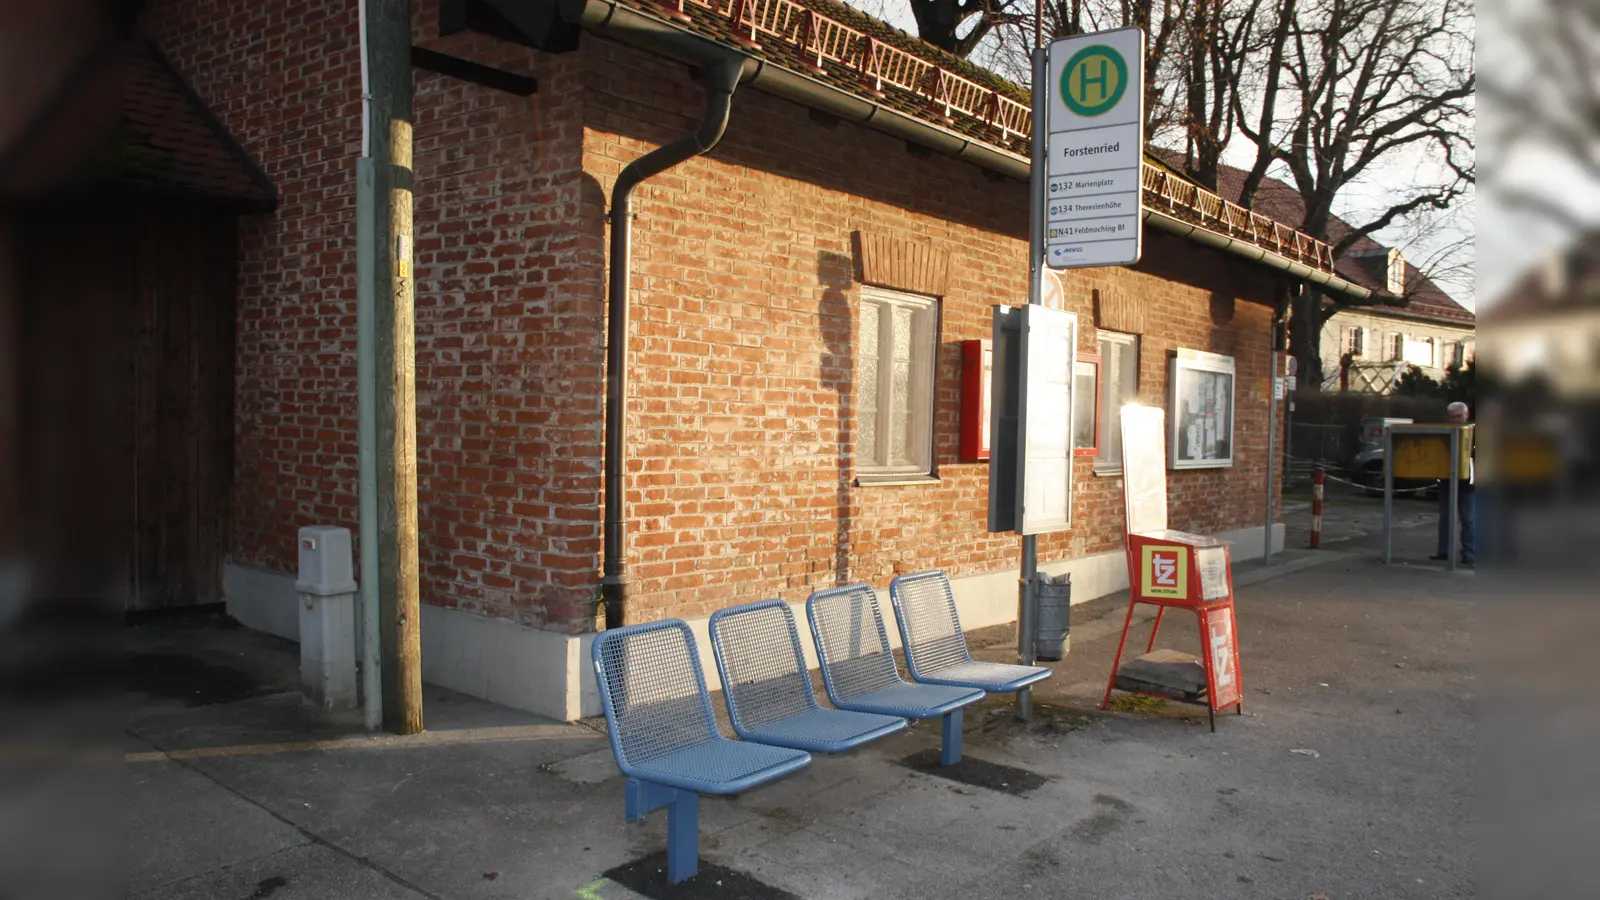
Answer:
[{"left": 1100, "top": 407, "right": 1243, "bottom": 730}]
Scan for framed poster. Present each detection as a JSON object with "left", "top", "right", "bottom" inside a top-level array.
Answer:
[{"left": 1168, "top": 349, "right": 1235, "bottom": 469}]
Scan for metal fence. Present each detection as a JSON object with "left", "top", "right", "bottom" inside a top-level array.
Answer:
[{"left": 1286, "top": 423, "right": 1356, "bottom": 488}]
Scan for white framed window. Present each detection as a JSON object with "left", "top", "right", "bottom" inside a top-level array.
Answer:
[
  {"left": 857, "top": 286, "right": 938, "bottom": 480},
  {"left": 1402, "top": 336, "right": 1436, "bottom": 368},
  {"left": 1390, "top": 332, "right": 1406, "bottom": 361},
  {"left": 1074, "top": 355, "right": 1100, "bottom": 457},
  {"left": 1386, "top": 248, "right": 1407, "bottom": 294},
  {"left": 1346, "top": 326, "right": 1365, "bottom": 357},
  {"left": 1095, "top": 331, "right": 1140, "bottom": 473}
]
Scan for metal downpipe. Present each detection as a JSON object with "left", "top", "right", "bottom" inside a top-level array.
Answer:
[{"left": 602, "top": 55, "right": 749, "bottom": 629}]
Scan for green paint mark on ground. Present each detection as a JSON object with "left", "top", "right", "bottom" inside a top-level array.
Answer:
[
  {"left": 1108, "top": 694, "right": 1169, "bottom": 714},
  {"left": 574, "top": 877, "right": 608, "bottom": 900}
]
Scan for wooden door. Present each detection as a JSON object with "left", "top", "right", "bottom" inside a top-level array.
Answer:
[
  {"left": 129, "top": 203, "right": 237, "bottom": 609},
  {"left": 16, "top": 200, "right": 236, "bottom": 611}
]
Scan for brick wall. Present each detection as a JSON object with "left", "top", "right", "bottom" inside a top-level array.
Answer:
[
  {"left": 581, "top": 39, "right": 1286, "bottom": 623},
  {"left": 144, "top": 0, "right": 605, "bottom": 631},
  {"left": 142, "top": 2, "right": 1285, "bottom": 632}
]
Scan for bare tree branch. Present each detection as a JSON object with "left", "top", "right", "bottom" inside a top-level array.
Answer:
[
  {"left": 893, "top": 0, "right": 1475, "bottom": 382},
  {"left": 1497, "top": 187, "right": 1595, "bottom": 233},
  {"left": 1333, "top": 182, "right": 1469, "bottom": 257}
]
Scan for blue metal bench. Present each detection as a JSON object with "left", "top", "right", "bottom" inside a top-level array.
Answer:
[
  {"left": 709, "top": 599, "right": 907, "bottom": 754},
  {"left": 890, "top": 570, "right": 1053, "bottom": 694},
  {"left": 592, "top": 619, "right": 812, "bottom": 885},
  {"left": 805, "top": 583, "right": 984, "bottom": 765}
]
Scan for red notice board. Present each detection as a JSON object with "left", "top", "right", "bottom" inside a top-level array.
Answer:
[
  {"left": 1205, "top": 605, "right": 1241, "bottom": 710},
  {"left": 960, "top": 339, "right": 992, "bottom": 460}
]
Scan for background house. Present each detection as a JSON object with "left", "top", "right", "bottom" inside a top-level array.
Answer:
[
  {"left": 1153, "top": 151, "right": 1476, "bottom": 394},
  {"left": 1479, "top": 232, "right": 1600, "bottom": 399},
  {"left": 1320, "top": 245, "right": 1475, "bottom": 394}
]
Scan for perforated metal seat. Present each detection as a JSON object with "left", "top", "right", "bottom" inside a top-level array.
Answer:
[
  {"left": 890, "top": 570, "right": 1053, "bottom": 694},
  {"left": 806, "top": 583, "right": 983, "bottom": 765},
  {"left": 839, "top": 682, "right": 980, "bottom": 717},
  {"left": 592, "top": 619, "right": 811, "bottom": 885},
  {"left": 628, "top": 739, "right": 811, "bottom": 793},
  {"left": 709, "top": 599, "right": 906, "bottom": 754}
]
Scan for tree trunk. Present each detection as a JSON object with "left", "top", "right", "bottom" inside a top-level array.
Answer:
[
  {"left": 1290, "top": 287, "right": 1325, "bottom": 391},
  {"left": 1185, "top": 0, "right": 1219, "bottom": 190},
  {"left": 911, "top": 0, "right": 968, "bottom": 54}
]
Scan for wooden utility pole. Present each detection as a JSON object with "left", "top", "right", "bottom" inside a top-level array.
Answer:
[{"left": 360, "top": 0, "right": 423, "bottom": 734}]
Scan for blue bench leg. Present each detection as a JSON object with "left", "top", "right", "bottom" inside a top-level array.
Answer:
[
  {"left": 625, "top": 778, "right": 678, "bottom": 823},
  {"left": 941, "top": 708, "right": 963, "bottom": 766},
  {"left": 627, "top": 779, "right": 701, "bottom": 885},
  {"left": 625, "top": 779, "right": 645, "bottom": 823},
  {"left": 665, "top": 790, "right": 700, "bottom": 885}
]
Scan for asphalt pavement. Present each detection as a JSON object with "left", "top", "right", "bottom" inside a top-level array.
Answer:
[{"left": 126, "top": 512, "right": 1476, "bottom": 900}]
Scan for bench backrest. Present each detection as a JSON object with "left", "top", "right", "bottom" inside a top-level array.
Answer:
[
  {"left": 806, "top": 583, "right": 905, "bottom": 703},
  {"left": 592, "top": 619, "right": 719, "bottom": 768},
  {"left": 888, "top": 570, "right": 972, "bottom": 678},
  {"left": 708, "top": 600, "right": 819, "bottom": 733}
]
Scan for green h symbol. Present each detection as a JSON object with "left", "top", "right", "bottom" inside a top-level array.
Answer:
[{"left": 1079, "top": 58, "right": 1109, "bottom": 102}]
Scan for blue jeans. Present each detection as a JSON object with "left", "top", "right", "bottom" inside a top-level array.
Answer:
[{"left": 1436, "top": 484, "right": 1476, "bottom": 560}]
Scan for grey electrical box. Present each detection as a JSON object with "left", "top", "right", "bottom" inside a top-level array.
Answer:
[
  {"left": 295, "top": 525, "right": 358, "bottom": 712},
  {"left": 296, "top": 526, "right": 357, "bottom": 596}
]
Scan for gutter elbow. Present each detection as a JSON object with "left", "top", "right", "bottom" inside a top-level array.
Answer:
[{"left": 691, "top": 55, "right": 752, "bottom": 150}]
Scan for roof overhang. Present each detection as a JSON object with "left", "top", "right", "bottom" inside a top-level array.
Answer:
[{"left": 483, "top": 0, "right": 1373, "bottom": 302}]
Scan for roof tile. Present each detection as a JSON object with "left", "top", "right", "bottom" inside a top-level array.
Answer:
[{"left": 120, "top": 43, "right": 275, "bottom": 209}]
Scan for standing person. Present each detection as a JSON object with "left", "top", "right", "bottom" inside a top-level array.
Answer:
[{"left": 1432, "top": 401, "right": 1475, "bottom": 565}]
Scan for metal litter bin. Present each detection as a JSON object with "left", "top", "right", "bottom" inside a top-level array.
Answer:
[{"left": 1034, "top": 572, "right": 1071, "bottom": 661}]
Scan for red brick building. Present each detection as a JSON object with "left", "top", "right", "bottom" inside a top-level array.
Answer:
[{"left": 137, "top": 0, "right": 1371, "bottom": 719}]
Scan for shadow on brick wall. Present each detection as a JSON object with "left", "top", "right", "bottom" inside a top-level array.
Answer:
[{"left": 818, "top": 250, "right": 855, "bottom": 586}]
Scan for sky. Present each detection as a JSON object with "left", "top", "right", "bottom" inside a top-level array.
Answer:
[{"left": 841, "top": 0, "right": 1486, "bottom": 311}]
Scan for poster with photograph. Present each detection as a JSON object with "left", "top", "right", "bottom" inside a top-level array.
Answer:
[{"left": 1168, "top": 350, "right": 1235, "bottom": 469}]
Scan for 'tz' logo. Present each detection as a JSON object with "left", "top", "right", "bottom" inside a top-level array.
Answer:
[
  {"left": 1142, "top": 545, "right": 1188, "bottom": 599},
  {"left": 1151, "top": 551, "right": 1178, "bottom": 586}
]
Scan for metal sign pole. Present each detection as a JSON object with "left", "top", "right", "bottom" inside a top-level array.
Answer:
[
  {"left": 1383, "top": 427, "right": 1394, "bottom": 564},
  {"left": 1016, "top": 40, "right": 1048, "bottom": 724},
  {"left": 1447, "top": 429, "right": 1459, "bottom": 572},
  {"left": 1263, "top": 352, "right": 1277, "bottom": 565}
]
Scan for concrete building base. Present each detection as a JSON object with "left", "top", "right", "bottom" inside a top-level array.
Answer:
[{"left": 223, "top": 523, "right": 1284, "bottom": 722}]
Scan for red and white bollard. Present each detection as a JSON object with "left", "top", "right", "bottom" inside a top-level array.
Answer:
[{"left": 1310, "top": 466, "right": 1325, "bottom": 549}]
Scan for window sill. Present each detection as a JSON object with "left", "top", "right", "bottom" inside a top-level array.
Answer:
[
  {"left": 1093, "top": 465, "right": 1124, "bottom": 477},
  {"left": 855, "top": 474, "right": 941, "bottom": 487}
]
